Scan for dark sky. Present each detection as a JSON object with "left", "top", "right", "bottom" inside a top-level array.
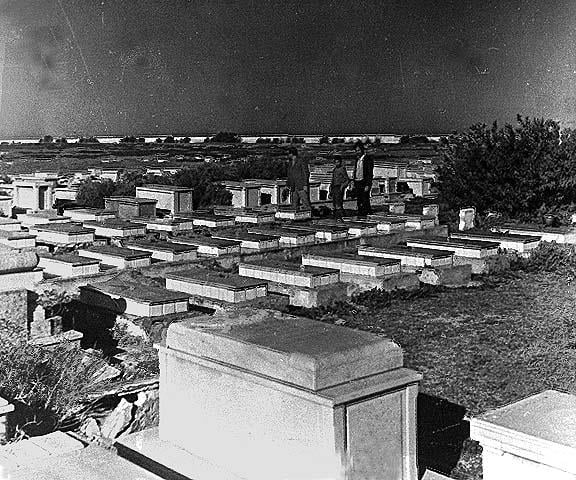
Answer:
[{"left": 0, "top": 0, "right": 574, "bottom": 137}]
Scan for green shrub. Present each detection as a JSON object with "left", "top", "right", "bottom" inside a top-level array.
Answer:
[{"left": 512, "top": 242, "right": 576, "bottom": 276}]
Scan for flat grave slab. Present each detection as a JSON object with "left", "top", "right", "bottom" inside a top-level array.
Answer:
[
  {"left": 177, "top": 211, "right": 236, "bottom": 228},
  {"left": 0, "top": 217, "right": 22, "bottom": 231},
  {"left": 357, "top": 244, "right": 454, "bottom": 267},
  {"left": 212, "top": 231, "right": 280, "bottom": 252},
  {"left": 493, "top": 223, "right": 576, "bottom": 244},
  {"left": 282, "top": 223, "right": 349, "bottom": 242},
  {"left": 275, "top": 209, "right": 312, "bottom": 221},
  {"left": 239, "top": 260, "right": 340, "bottom": 288},
  {"left": 165, "top": 269, "right": 268, "bottom": 303},
  {"left": 124, "top": 239, "right": 198, "bottom": 262},
  {"left": 77, "top": 245, "right": 152, "bottom": 268},
  {"left": 83, "top": 219, "right": 147, "bottom": 238},
  {"left": 0, "top": 229, "right": 36, "bottom": 248},
  {"left": 406, "top": 236, "right": 500, "bottom": 258},
  {"left": 247, "top": 227, "right": 316, "bottom": 246},
  {"left": 38, "top": 253, "right": 101, "bottom": 277},
  {"left": 451, "top": 230, "right": 541, "bottom": 253},
  {"left": 366, "top": 214, "right": 407, "bottom": 232},
  {"left": 471, "top": 390, "right": 576, "bottom": 479},
  {"left": 316, "top": 218, "right": 379, "bottom": 237},
  {"left": 169, "top": 235, "right": 241, "bottom": 256},
  {"left": 302, "top": 251, "right": 402, "bottom": 276}
]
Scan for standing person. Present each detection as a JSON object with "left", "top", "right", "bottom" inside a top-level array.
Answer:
[
  {"left": 286, "top": 147, "right": 311, "bottom": 211},
  {"left": 329, "top": 156, "right": 350, "bottom": 222},
  {"left": 352, "top": 141, "right": 374, "bottom": 216}
]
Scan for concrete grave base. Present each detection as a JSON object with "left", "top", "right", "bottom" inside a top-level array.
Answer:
[
  {"left": 266, "top": 281, "right": 350, "bottom": 308},
  {"left": 340, "top": 271, "right": 420, "bottom": 294},
  {"left": 418, "top": 264, "right": 472, "bottom": 287}
]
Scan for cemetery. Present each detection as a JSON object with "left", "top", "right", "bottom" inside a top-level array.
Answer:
[{"left": 2, "top": 163, "right": 576, "bottom": 479}]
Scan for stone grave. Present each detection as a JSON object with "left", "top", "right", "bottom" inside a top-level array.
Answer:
[
  {"left": 239, "top": 260, "right": 340, "bottom": 288},
  {"left": 124, "top": 239, "right": 198, "bottom": 262},
  {"left": 247, "top": 226, "right": 316, "bottom": 246},
  {"left": 493, "top": 223, "right": 576, "bottom": 244},
  {"left": 274, "top": 207, "right": 312, "bottom": 221},
  {"left": 77, "top": 246, "right": 153, "bottom": 269},
  {"left": 282, "top": 223, "right": 349, "bottom": 242},
  {"left": 302, "top": 252, "right": 402, "bottom": 277},
  {"left": 367, "top": 214, "right": 407, "bottom": 232},
  {"left": 450, "top": 231, "right": 541, "bottom": 254},
  {"left": 405, "top": 236, "right": 500, "bottom": 259},
  {"left": 357, "top": 245, "right": 454, "bottom": 268},
  {"left": 116, "top": 308, "right": 422, "bottom": 480},
  {"left": 38, "top": 253, "right": 101, "bottom": 278},
  {"left": 178, "top": 211, "right": 236, "bottom": 228},
  {"left": 317, "top": 219, "right": 379, "bottom": 237},
  {"left": 212, "top": 231, "right": 280, "bottom": 252},
  {"left": 471, "top": 390, "right": 576, "bottom": 480},
  {"left": 169, "top": 236, "right": 241, "bottom": 256},
  {"left": 165, "top": 269, "right": 268, "bottom": 303}
]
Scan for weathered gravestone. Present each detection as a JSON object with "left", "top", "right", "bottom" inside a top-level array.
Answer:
[
  {"left": 118, "top": 308, "right": 422, "bottom": 480},
  {"left": 458, "top": 207, "right": 476, "bottom": 231}
]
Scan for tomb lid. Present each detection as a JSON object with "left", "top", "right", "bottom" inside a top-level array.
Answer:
[
  {"left": 84, "top": 219, "right": 146, "bottom": 229},
  {"left": 166, "top": 308, "right": 403, "bottom": 391},
  {"left": 176, "top": 212, "right": 235, "bottom": 221},
  {"left": 86, "top": 279, "right": 190, "bottom": 304},
  {"left": 240, "top": 260, "right": 339, "bottom": 275},
  {"left": 169, "top": 236, "right": 241, "bottom": 248},
  {"left": 137, "top": 184, "right": 194, "bottom": 192},
  {"left": 30, "top": 222, "right": 95, "bottom": 234},
  {"left": 304, "top": 251, "right": 401, "bottom": 266},
  {"left": 248, "top": 227, "right": 315, "bottom": 237},
  {"left": 359, "top": 245, "right": 454, "bottom": 259},
  {"left": 166, "top": 269, "right": 267, "bottom": 290},
  {"left": 125, "top": 240, "right": 198, "bottom": 253},
  {"left": 40, "top": 253, "right": 100, "bottom": 266},
  {"left": 0, "top": 229, "right": 36, "bottom": 240},
  {"left": 471, "top": 390, "right": 576, "bottom": 453},
  {"left": 78, "top": 246, "right": 153, "bottom": 259},
  {"left": 498, "top": 223, "right": 572, "bottom": 234},
  {"left": 407, "top": 236, "right": 500, "bottom": 249},
  {"left": 451, "top": 231, "right": 541, "bottom": 243},
  {"left": 212, "top": 231, "right": 280, "bottom": 242}
]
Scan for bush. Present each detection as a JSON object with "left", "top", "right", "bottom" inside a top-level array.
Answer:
[
  {"left": 512, "top": 242, "right": 576, "bottom": 276},
  {"left": 0, "top": 341, "right": 112, "bottom": 436}
]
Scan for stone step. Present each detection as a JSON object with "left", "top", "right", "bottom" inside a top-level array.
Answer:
[
  {"left": 302, "top": 252, "right": 401, "bottom": 277},
  {"left": 357, "top": 245, "right": 454, "bottom": 268},
  {"left": 450, "top": 230, "right": 540, "bottom": 253},
  {"left": 169, "top": 236, "right": 241, "bottom": 256},
  {"left": 166, "top": 269, "right": 268, "bottom": 303},
  {"left": 405, "top": 236, "right": 500, "bottom": 258},
  {"left": 239, "top": 260, "right": 340, "bottom": 288}
]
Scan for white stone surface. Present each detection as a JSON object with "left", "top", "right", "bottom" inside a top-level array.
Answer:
[{"left": 471, "top": 390, "right": 576, "bottom": 480}]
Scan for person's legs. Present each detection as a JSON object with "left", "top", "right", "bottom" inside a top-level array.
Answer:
[
  {"left": 333, "top": 187, "right": 344, "bottom": 220},
  {"left": 299, "top": 188, "right": 311, "bottom": 210},
  {"left": 291, "top": 188, "right": 300, "bottom": 209}
]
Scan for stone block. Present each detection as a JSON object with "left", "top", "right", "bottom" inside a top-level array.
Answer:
[
  {"left": 29, "top": 305, "right": 50, "bottom": 339},
  {"left": 141, "top": 309, "right": 421, "bottom": 480},
  {"left": 471, "top": 390, "right": 576, "bottom": 480},
  {"left": 341, "top": 271, "right": 420, "bottom": 294},
  {"left": 458, "top": 207, "right": 476, "bottom": 231}
]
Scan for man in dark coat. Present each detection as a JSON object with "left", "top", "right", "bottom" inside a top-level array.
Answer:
[
  {"left": 352, "top": 142, "right": 373, "bottom": 216},
  {"left": 286, "top": 147, "right": 311, "bottom": 211}
]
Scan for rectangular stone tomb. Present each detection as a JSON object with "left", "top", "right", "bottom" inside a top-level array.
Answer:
[
  {"left": 282, "top": 223, "right": 349, "bottom": 242},
  {"left": 239, "top": 260, "right": 340, "bottom": 288},
  {"left": 165, "top": 270, "right": 268, "bottom": 303},
  {"left": 63, "top": 207, "right": 117, "bottom": 223},
  {"left": 318, "top": 219, "right": 378, "bottom": 237},
  {"left": 77, "top": 246, "right": 152, "bottom": 269},
  {"left": 81, "top": 279, "right": 190, "bottom": 317},
  {"left": 247, "top": 227, "right": 316, "bottom": 246},
  {"left": 38, "top": 253, "right": 100, "bottom": 277},
  {"left": 357, "top": 245, "right": 454, "bottom": 267},
  {"left": 83, "top": 219, "right": 147, "bottom": 238},
  {"left": 471, "top": 390, "right": 576, "bottom": 480},
  {"left": 302, "top": 252, "right": 402, "bottom": 277},
  {"left": 169, "top": 236, "right": 241, "bottom": 256},
  {"left": 177, "top": 212, "right": 236, "bottom": 228},
  {"left": 212, "top": 231, "right": 280, "bottom": 251},
  {"left": 124, "top": 240, "right": 198, "bottom": 262},
  {"left": 0, "top": 230, "right": 36, "bottom": 248},
  {"left": 29, "top": 222, "right": 95, "bottom": 246},
  {"left": 406, "top": 236, "right": 500, "bottom": 258},
  {"left": 367, "top": 214, "right": 407, "bottom": 232},
  {"left": 275, "top": 209, "right": 312, "bottom": 221},
  {"left": 493, "top": 224, "right": 576, "bottom": 244},
  {"left": 0, "top": 218, "right": 22, "bottom": 232},
  {"left": 118, "top": 310, "right": 421, "bottom": 480},
  {"left": 402, "top": 214, "right": 437, "bottom": 230},
  {"left": 450, "top": 231, "right": 541, "bottom": 253},
  {"left": 233, "top": 211, "right": 276, "bottom": 224}
]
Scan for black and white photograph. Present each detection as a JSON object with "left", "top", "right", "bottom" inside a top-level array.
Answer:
[{"left": 0, "top": 1, "right": 575, "bottom": 479}]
